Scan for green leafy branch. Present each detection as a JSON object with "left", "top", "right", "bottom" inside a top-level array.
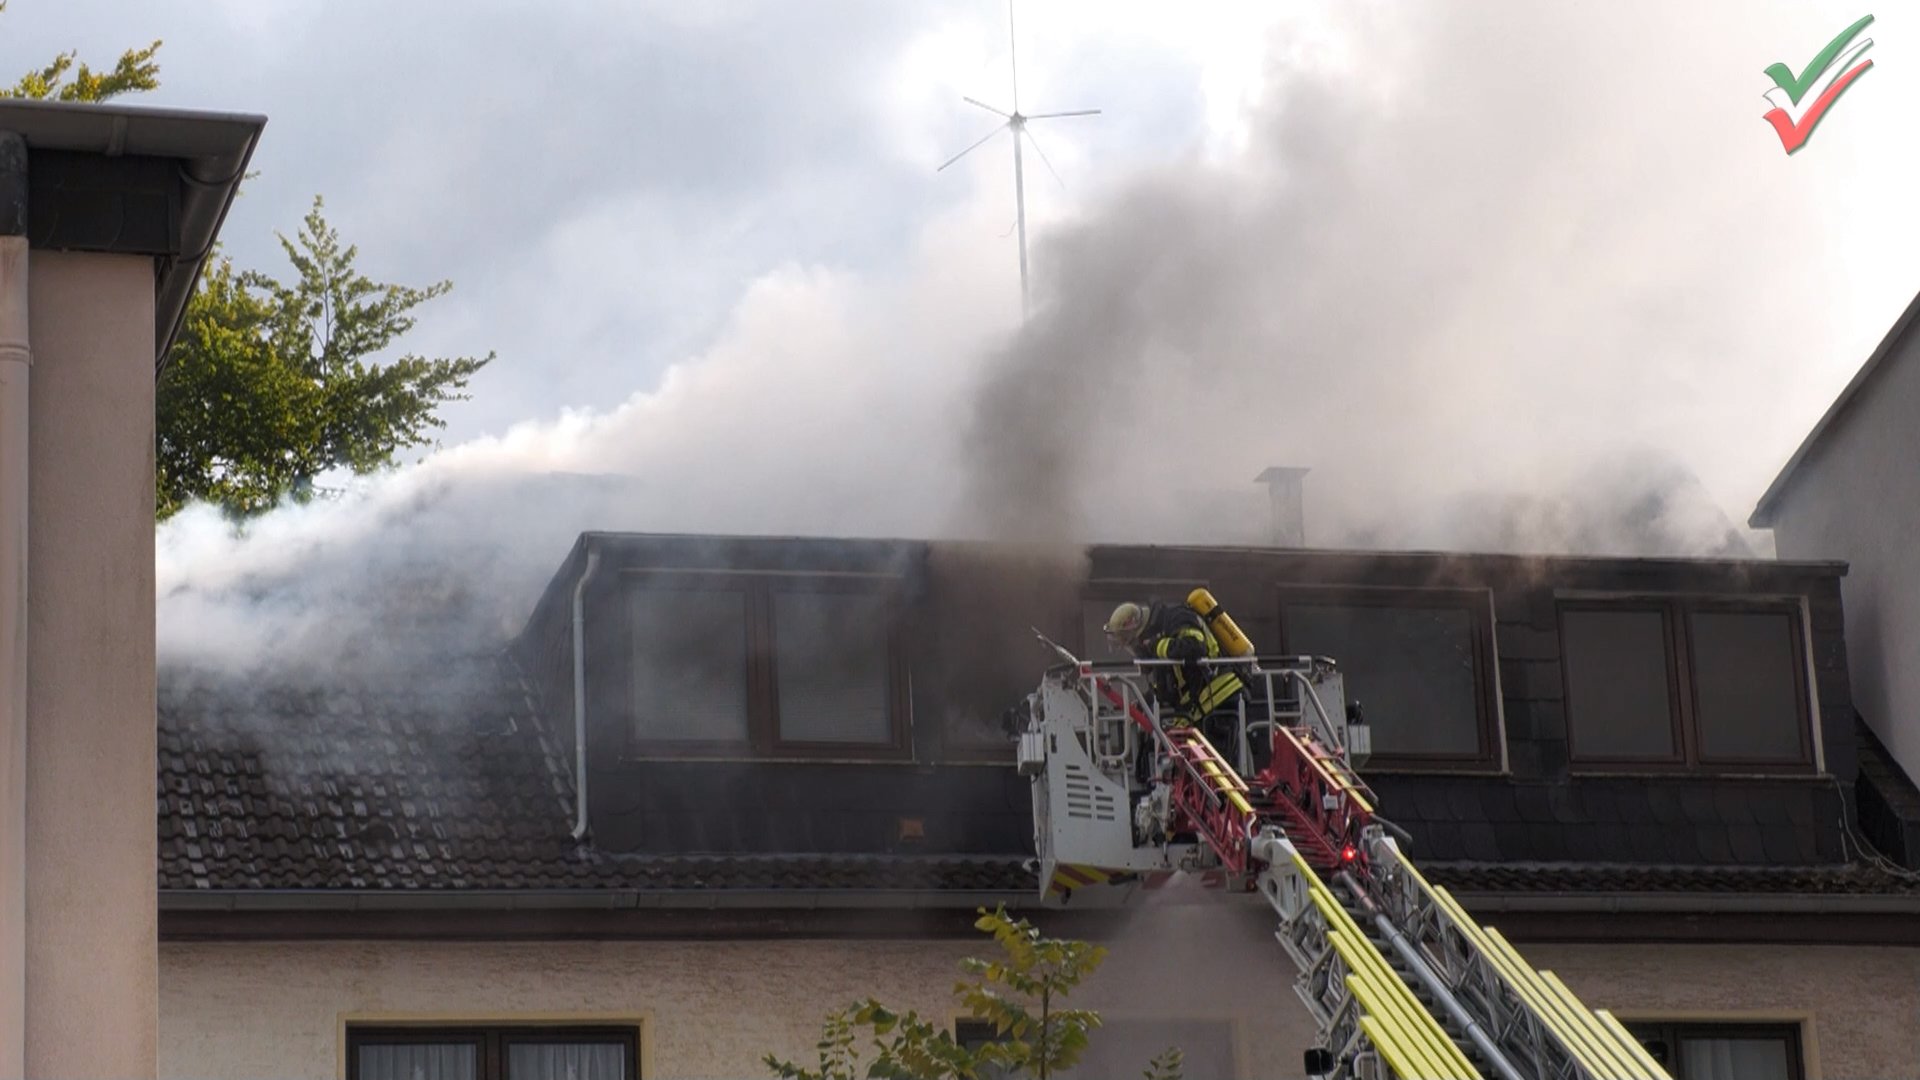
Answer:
[
  {"left": 0, "top": 2, "right": 161, "bottom": 104},
  {"left": 766, "top": 907, "right": 1181, "bottom": 1080}
]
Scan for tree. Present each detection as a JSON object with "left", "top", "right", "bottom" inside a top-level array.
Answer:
[
  {"left": 4, "top": 7, "right": 492, "bottom": 520},
  {"left": 764, "top": 907, "right": 1181, "bottom": 1080},
  {"left": 0, "top": 1, "right": 161, "bottom": 103},
  {"left": 156, "top": 200, "right": 492, "bottom": 518}
]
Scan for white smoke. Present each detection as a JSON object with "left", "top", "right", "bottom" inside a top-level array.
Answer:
[{"left": 159, "top": 1, "right": 1919, "bottom": 672}]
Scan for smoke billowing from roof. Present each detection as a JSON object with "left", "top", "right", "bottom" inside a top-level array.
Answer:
[
  {"left": 954, "top": 2, "right": 1826, "bottom": 556},
  {"left": 163, "top": 2, "right": 1828, "bottom": 674}
]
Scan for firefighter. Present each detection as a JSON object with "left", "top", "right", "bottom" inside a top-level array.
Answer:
[{"left": 1103, "top": 599, "right": 1247, "bottom": 737}]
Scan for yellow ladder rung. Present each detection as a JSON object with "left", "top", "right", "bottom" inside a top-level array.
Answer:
[
  {"left": 1317, "top": 908, "right": 1479, "bottom": 1078},
  {"left": 1479, "top": 927, "right": 1648, "bottom": 1080},
  {"left": 1358, "top": 1015, "right": 1431, "bottom": 1080}
]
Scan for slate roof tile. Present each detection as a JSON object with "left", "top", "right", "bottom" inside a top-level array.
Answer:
[
  {"left": 1696, "top": 826, "right": 1733, "bottom": 863},
  {"left": 1680, "top": 788, "right": 1720, "bottom": 825},
  {"left": 1513, "top": 786, "right": 1555, "bottom": 824},
  {"left": 1615, "top": 792, "right": 1656, "bottom": 826},
  {"left": 1646, "top": 786, "right": 1685, "bottom": 826}
]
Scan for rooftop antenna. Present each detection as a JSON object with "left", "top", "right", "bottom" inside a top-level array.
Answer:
[{"left": 938, "top": 0, "right": 1100, "bottom": 319}]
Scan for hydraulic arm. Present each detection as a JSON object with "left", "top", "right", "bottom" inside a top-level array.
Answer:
[{"left": 1012, "top": 643, "right": 1673, "bottom": 1080}]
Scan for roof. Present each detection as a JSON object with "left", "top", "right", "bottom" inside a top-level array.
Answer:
[
  {"left": 154, "top": 527, "right": 1920, "bottom": 932},
  {"left": 158, "top": 652, "right": 578, "bottom": 892},
  {"left": 156, "top": 648, "right": 1920, "bottom": 913},
  {"left": 157, "top": 652, "right": 1032, "bottom": 898},
  {"left": 0, "top": 98, "right": 266, "bottom": 372},
  {"left": 1750, "top": 285, "right": 1920, "bottom": 526}
]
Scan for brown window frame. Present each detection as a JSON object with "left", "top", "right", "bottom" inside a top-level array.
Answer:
[
  {"left": 621, "top": 568, "right": 912, "bottom": 762},
  {"left": 1275, "top": 585, "right": 1503, "bottom": 772},
  {"left": 1559, "top": 597, "right": 1814, "bottom": 775},
  {"left": 346, "top": 1024, "right": 640, "bottom": 1080},
  {"left": 1623, "top": 1020, "right": 1805, "bottom": 1080}
]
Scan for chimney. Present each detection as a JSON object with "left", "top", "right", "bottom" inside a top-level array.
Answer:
[{"left": 1256, "top": 467, "right": 1309, "bottom": 547}]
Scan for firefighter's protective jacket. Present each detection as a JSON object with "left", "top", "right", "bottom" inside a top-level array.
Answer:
[{"left": 1136, "top": 601, "right": 1246, "bottom": 724}]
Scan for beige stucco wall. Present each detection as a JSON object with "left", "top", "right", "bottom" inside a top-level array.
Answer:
[
  {"left": 158, "top": 904, "right": 1920, "bottom": 1079},
  {"left": 23, "top": 250, "right": 158, "bottom": 1076},
  {"left": 1531, "top": 940, "right": 1920, "bottom": 1080},
  {"left": 156, "top": 905, "right": 1312, "bottom": 1080},
  {"left": 1768, "top": 316, "right": 1920, "bottom": 784}
]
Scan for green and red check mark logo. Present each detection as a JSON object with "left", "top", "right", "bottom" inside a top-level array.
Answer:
[{"left": 1763, "top": 14, "right": 1876, "bottom": 153}]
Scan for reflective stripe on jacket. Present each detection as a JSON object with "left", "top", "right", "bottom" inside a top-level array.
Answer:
[{"left": 1141, "top": 602, "right": 1245, "bottom": 723}]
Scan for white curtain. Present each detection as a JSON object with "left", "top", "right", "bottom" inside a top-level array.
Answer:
[
  {"left": 1681, "top": 1037, "right": 1792, "bottom": 1080},
  {"left": 358, "top": 1044, "right": 478, "bottom": 1080},
  {"left": 508, "top": 1043, "right": 629, "bottom": 1080}
]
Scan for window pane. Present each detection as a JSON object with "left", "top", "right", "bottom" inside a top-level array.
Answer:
[
  {"left": 507, "top": 1042, "right": 630, "bottom": 1080},
  {"left": 1283, "top": 601, "right": 1483, "bottom": 756},
  {"left": 774, "top": 590, "right": 892, "bottom": 744},
  {"left": 1680, "top": 1035, "right": 1794, "bottom": 1080},
  {"left": 358, "top": 1044, "right": 478, "bottom": 1080},
  {"left": 1562, "top": 609, "right": 1677, "bottom": 759},
  {"left": 1690, "top": 611, "right": 1805, "bottom": 761},
  {"left": 1061, "top": 1018, "right": 1235, "bottom": 1079},
  {"left": 630, "top": 587, "right": 750, "bottom": 743}
]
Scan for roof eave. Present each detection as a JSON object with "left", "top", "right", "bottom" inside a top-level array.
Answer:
[
  {"left": 1452, "top": 888, "right": 1920, "bottom": 916},
  {"left": 159, "top": 884, "right": 1920, "bottom": 916},
  {"left": 157, "top": 886, "right": 1056, "bottom": 913},
  {"left": 0, "top": 98, "right": 267, "bottom": 375}
]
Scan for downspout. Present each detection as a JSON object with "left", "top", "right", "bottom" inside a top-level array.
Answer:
[
  {"left": 570, "top": 542, "right": 602, "bottom": 841},
  {"left": 0, "top": 129, "right": 29, "bottom": 1080}
]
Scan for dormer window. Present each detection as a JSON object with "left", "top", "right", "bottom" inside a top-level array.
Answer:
[
  {"left": 1276, "top": 586, "right": 1502, "bottom": 771},
  {"left": 623, "top": 570, "right": 909, "bottom": 760},
  {"left": 1559, "top": 597, "right": 1814, "bottom": 773}
]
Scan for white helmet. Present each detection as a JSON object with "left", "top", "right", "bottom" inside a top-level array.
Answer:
[{"left": 1103, "top": 602, "right": 1147, "bottom": 648}]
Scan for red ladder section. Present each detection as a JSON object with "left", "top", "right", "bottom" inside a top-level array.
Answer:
[{"left": 1091, "top": 671, "right": 1378, "bottom": 880}]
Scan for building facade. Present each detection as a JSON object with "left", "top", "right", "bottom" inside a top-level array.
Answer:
[{"left": 1752, "top": 288, "right": 1920, "bottom": 868}]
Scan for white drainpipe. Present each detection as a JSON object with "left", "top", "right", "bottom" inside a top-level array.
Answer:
[
  {"left": 0, "top": 129, "right": 30, "bottom": 1080},
  {"left": 570, "top": 543, "right": 601, "bottom": 841}
]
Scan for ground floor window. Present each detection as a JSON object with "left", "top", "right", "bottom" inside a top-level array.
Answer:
[
  {"left": 347, "top": 1026, "right": 638, "bottom": 1080},
  {"left": 1625, "top": 1021, "right": 1804, "bottom": 1080}
]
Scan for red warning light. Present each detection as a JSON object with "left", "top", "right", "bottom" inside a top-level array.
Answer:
[{"left": 1341, "top": 845, "right": 1358, "bottom": 863}]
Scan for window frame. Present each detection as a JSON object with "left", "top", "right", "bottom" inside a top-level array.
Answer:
[
  {"left": 1274, "top": 584, "right": 1503, "bottom": 772},
  {"left": 620, "top": 568, "right": 912, "bottom": 762},
  {"left": 1558, "top": 596, "right": 1815, "bottom": 775},
  {"left": 1623, "top": 1020, "right": 1806, "bottom": 1080},
  {"left": 346, "top": 1024, "right": 641, "bottom": 1080}
]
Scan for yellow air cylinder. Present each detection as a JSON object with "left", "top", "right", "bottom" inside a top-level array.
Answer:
[{"left": 1187, "top": 588, "right": 1255, "bottom": 656}]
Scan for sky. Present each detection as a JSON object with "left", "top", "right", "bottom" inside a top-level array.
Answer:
[{"left": 8, "top": 1, "right": 1920, "bottom": 667}]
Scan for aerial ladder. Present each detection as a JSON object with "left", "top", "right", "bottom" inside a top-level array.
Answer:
[{"left": 1010, "top": 598, "right": 1674, "bottom": 1080}]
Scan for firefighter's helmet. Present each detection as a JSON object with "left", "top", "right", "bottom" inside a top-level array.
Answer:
[{"left": 1104, "top": 602, "right": 1148, "bottom": 648}]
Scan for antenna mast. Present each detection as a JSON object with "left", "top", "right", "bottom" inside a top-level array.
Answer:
[{"left": 938, "top": 0, "right": 1101, "bottom": 319}]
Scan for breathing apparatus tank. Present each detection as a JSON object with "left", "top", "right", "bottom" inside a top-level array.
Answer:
[{"left": 1186, "top": 588, "right": 1255, "bottom": 657}]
